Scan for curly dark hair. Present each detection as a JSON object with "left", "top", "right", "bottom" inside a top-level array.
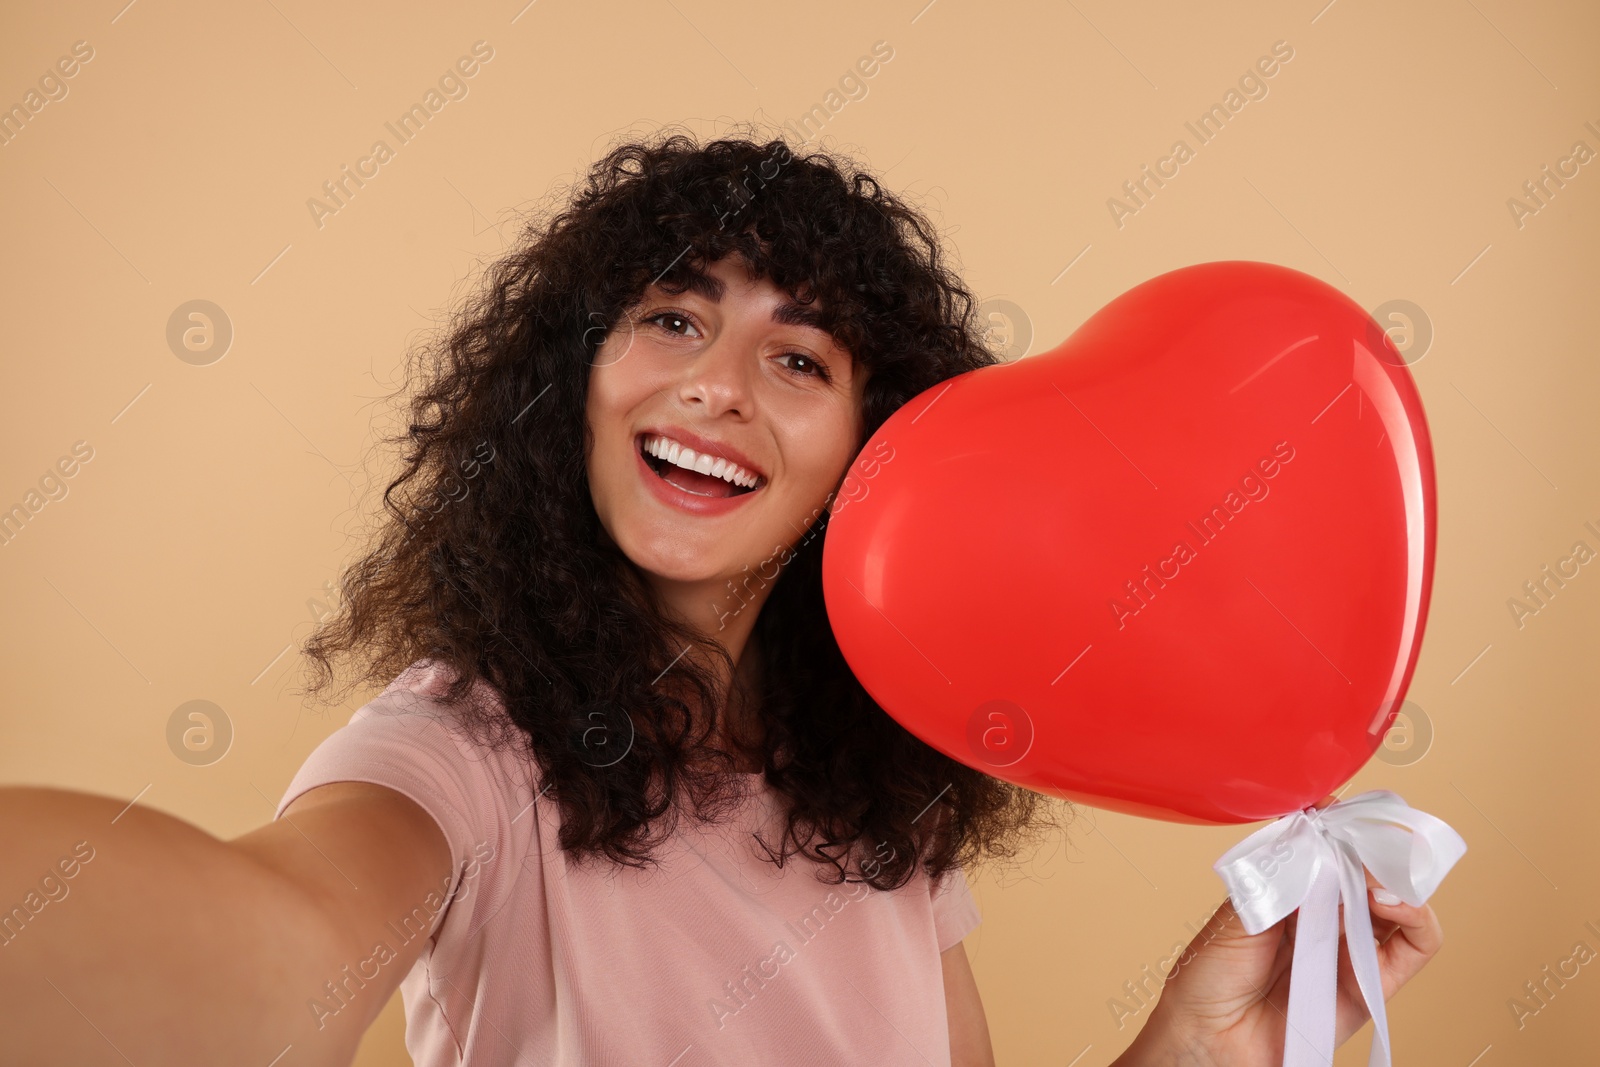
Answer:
[{"left": 297, "top": 123, "right": 1071, "bottom": 891}]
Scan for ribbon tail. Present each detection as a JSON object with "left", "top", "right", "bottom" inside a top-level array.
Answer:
[
  {"left": 1283, "top": 857, "right": 1340, "bottom": 1067},
  {"left": 1334, "top": 839, "right": 1392, "bottom": 1067}
]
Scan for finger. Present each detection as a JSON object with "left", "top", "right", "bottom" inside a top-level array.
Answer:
[
  {"left": 1354, "top": 866, "right": 1410, "bottom": 941},
  {"left": 1367, "top": 895, "right": 1444, "bottom": 998},
  {"left": 1338, "top": 895, "right": 1401, "bottom": 942},
  {"left": 1331, "top": 894, "right": 1442, "bottom": 1023},
  {"left": 1268, "top": 919, "right": 1297, "bottom": 989}
]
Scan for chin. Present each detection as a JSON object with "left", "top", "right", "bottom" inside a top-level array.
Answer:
[{"left": 626, "top": 538, "right": 734, "bottom": 586}]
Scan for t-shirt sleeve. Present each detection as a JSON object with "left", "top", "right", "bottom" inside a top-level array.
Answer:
[
  {"left": 272, "top": 663, "right": 530, "bottom": 941},
  {"left": 929, "top": 864, "right": 982, "bottom": 952}
]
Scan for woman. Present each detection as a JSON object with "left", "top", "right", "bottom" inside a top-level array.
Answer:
[{"left": 0, "top": 129, "right": 1442, "bottom": 1066}]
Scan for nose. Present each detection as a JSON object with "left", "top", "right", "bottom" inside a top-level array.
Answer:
[{"left": 676, "top": 332, "right": 753, "bottom": 419}]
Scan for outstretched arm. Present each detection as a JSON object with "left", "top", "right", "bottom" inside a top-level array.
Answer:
[{"left": 0, "top": 781, "right": 452, "bottom": 1066}]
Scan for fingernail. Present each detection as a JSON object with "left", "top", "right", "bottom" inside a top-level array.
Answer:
[{"left": 1372, "top": 889, "right": 1401, "bottom": 906}]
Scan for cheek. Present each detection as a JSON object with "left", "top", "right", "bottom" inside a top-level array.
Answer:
[
  {"left": 583, "top": 371, "right": 628, "bottom": 486},
  {"left": 582, "top": 384, "right": 605, "bottom": 466},
  {"left": 779, "top": 405, "right": 865, "bottom": 500},
  {"left": 791, "top": 445, "right": 857, "bottom": 505},
  {"left": 585, "top": 362, "right": 635, "bottom": 441}
]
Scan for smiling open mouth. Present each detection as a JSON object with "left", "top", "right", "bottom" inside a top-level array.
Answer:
[{"left": 638, "top": 435, "right": 763, "bottom": 498}]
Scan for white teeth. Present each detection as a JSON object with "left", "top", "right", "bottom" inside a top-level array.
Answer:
[{"left": 642, "top": 434, "right": 761, "bottom": 489}]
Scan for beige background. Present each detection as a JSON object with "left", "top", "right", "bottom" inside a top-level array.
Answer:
[{"left": 2, "top": 0, "right": 1596, "bottom": 1063}]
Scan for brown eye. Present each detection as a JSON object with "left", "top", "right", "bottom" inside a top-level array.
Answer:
[
  {"left": 643, "top": 310, "right": 699, "bottom": 337},
  {"left": 778, "top": 351, "right": 831, "bottom": 381}
]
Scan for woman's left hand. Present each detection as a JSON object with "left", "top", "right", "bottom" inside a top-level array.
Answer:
[{"left": 1118, "top": 794, "right": 1446, "bottom": 1067}]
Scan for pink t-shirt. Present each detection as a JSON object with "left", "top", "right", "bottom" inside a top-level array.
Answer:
[{"left": 274, "top": 660, "right": 982, "bottom": 1066}]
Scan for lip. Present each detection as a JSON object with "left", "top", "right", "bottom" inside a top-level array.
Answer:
[
  {"left": 634, "top": 443, "right": 761, "bottom": 516},
  {"left": 635, "top": 426, "right": 767, "bottom": 483}
]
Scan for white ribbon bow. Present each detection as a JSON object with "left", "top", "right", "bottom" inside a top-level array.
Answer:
[{"left": 1212, "top": 790, "right": 1467, "bottom": 1067}]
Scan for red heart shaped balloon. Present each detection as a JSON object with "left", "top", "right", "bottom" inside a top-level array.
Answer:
[{"left": 822, "top": 261, "right": 1436, "bottom": 825}]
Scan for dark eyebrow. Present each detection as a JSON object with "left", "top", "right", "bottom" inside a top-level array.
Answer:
[
  {"left": 672, "top": 266, "right": 726, "bottom": 303},
  {"left": 770, "top": 300, "right": 827, "bottom": 331},
  {"left": 663, "top": 265, "right": 830, "bottom": 334}
]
